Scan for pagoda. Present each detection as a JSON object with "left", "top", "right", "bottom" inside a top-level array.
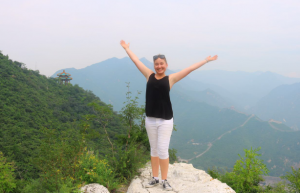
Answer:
[{"left": 56, "top": 70, "right": 73, "bottom": 84}]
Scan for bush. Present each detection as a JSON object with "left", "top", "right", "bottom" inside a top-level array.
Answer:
[
  {"left": 85, "top": 83, "right": 150, "bottom": 186},
  {"left": 0, "top": 151, "right": 16, "bottom": 193},
  {"left": 169, "top": 148, "right": 178, "bottom": 164},
  {"left": 75, "top": 151, "right": 119, "bottom": 191},
  {"left": 207, "top": 166, "right": 223, "bottom": 179},
  {"left": 23, "top": 178, "right": 81, "bottom": 193},
  {"left": 210, "top": 147, "right": 269, "bottom": 193},
  {"left": 109, "top": 83, "right": 150, "bottom": 182},
  {"left": 32, "top": 127, "right": 85, "bottom": 192},
  {"left": 262, "top": 181, "right": 288, "bottom": 193},
  {"left": 281, "top": 167, "right": 300, "bottom": 193}
]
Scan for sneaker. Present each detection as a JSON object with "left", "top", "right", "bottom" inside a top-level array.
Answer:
[
  {"left": 145, "top": 177, "right": 160, "bottom": 188},
  {"left": 162, "top": 179, "right": 173, "bottom": 191}
]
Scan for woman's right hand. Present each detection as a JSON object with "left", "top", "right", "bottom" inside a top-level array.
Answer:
[{"left": 120, "top": 40, "right": 130, "bottom": 50}]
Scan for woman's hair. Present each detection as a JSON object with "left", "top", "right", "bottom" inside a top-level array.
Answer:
[{"left": 153, "top": 54, "right": 167, "bottom": 64}]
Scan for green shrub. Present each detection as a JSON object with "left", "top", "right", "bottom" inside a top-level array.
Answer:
[
  {"left": 111, "top": 139, "right": 149, "bottom": 182},
  {"left": 22, "top": 179, "right": 44, "bottom": 193},
  {"left": 32, "top": 127, "right": 85, "bottom": 192},
  {"left": 75, "top": 151, "right": 119, "bottom": 191},
  {"left": 207, "top": 166, "right": 222, "bottom": 179},
  {"left": 83, "top": 83, "right": 150, "bottom": 187},
  {"left": 108, "top": 83, "right": 150, "bottom": 182},
  {"left": 0, "top": 151, "right": 16, "bottom": 193},
  {"left": 211, "top": 147, "right": 269, "bottom": 193},
  {"left": 281, "top": 167, "right": 300, "bottom": 193},
  {"left": 169, "top": 148, "right": 178, "bottom": 164},
  {"left": 262, "top": 181, "right": 287, "bottom": 193},
  {"left": 23, "top": 178, "right": 81, "bottom": 193}
]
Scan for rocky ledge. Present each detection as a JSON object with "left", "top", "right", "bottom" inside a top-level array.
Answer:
[{"left": 127, "top": 162, "right": 235, "bottom": 193}]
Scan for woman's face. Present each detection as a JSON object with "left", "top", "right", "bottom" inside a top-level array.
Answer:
[{"left": 154, "top": 58, "right": 168, "bottom": 75}]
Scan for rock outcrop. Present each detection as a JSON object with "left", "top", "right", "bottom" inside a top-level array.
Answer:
[
  {"left": 127, "top": 162, "right": 235, "bottom": 193},
  {"left": 80, "top": 183, "right": 110, "bottom": 193}
]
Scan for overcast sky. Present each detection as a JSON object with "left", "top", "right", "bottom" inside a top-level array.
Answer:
[{"left": 1, "top": 0, "right": 299, "bottom": 77}]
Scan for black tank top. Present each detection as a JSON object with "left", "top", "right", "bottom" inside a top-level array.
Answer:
[{"left": 145, "top": 73, "right": 173, "bottom": 120}]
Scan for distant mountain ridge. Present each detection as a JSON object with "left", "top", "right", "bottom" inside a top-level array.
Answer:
[
  {"left": 250, "top": 82, "right": 300, "bottom": 130},
  {"left": 52, "top": 57, "right": 300, "bottom": 176},
  {"left": 52, "top": 57, "right": 235, "bottom": 111},
  {"left": 188, "top": 70, "right": 300, "bottom": 110}
]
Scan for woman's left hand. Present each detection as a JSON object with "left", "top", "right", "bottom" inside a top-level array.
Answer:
[{"left": 206, "top": 55, "right": 218, "bottom": 62}]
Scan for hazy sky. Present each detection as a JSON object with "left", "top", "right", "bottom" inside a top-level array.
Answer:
[{"left": 1, "top": 0, "right": 299, "bottom": 77}]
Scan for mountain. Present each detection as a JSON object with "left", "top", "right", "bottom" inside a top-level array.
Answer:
[
  {"left": 52, "top": 57, "right": 236, "bottom": 111},
  {"left": 187, "top": 70, "right": 300, "bottom": 110},
  {"left": 170, "top": 89, "right": 300, "bottom": 176},
  {"left": 52, "top": 57, "right": 300, "bottom": 176},
  {"left": 0, "top": 52, "right": 126, "bottom": 180},
  {"left": 250, "top": 82, "right": 300, "bottom": 130}
]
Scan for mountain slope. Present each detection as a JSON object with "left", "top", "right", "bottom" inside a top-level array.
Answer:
[
  {"left": 52, "top": 57, "right": 236, "bottom": 111},
  {"left": 250, "top": 82, "right": 300, "bottom": 130},
  {"left": 188, "top": 70, "right": 300, "bottom": 110},
  {"left": 0, "top": 52, "right": 126, "bottom": 179},
  {"left": 52, "top": 57, "right": 300, "bottom": 176},
  {"left": 169, "top": 88, "right": 300, "bottom": 176},
  {"left": 190, "top": 116, "right": 300, "bottom": 176}
]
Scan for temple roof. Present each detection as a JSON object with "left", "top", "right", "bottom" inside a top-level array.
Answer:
[{"left": 57, "top": 70, "right": 71, "bottom": 76}]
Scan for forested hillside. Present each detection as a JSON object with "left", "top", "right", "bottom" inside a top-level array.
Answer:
[{"left": 0, "top": 52, "right": 132, "bottom": 190}]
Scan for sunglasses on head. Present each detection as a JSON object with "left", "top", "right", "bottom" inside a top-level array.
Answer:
[{"left": 153, "top": 55, "right": 166, "bottom": 61}]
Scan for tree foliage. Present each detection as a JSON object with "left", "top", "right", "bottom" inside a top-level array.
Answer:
[
  {"left": 0, "top": 52, "right": 127, "bottom": 191},
  {"left": 281, "top": 167, "right": 300, "bottom": 193},
  {"left": 208, "top": 147, "right": 269, "bottom": 193},
  {"left": 0, "top": 151, "right": 16, "bottom": 193},
  {"left": 0, "top": 52, "right": 178, "bottom": 192}
]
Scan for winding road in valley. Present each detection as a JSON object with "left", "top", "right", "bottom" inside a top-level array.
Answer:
[{"left": 187, "top": 114, "right": 255, "bottom": 162}]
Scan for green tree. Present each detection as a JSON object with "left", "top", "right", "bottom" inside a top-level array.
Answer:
[
  {"left": 112, "top": 83, "right": 150, "bottom": 181},
  {"left": 80, "top": 83, "right": 150, "bottom": 184},
  {"left": 209, "top": 147, "right": 269, "bottom": 193},
  {"left": 87, "top": 103, "right": 115, "bottom": 159},
  {"left": 0, "top": 151, "right": 16, "bottom": 193},
  {"left": 281, "top": 167, "right": 300, "bottom": 193},
  {"left": 31, "top": 127, "right": 85, "bottom": 192}
]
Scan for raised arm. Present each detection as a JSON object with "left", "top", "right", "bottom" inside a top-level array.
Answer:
[
  {"left": 169, "top": 55, "right": 218, "bottom": 88},
  {"left": 120, "top": 40, "right": 153, "bottom": 79}
]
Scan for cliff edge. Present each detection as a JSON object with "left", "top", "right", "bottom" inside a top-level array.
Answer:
[{"left": 127, "top": 162, "right": 235, "bottom": 193}]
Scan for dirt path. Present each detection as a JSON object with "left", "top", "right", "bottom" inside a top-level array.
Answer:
[{"left": 187, "top": 114, "right": 254, "bottom": 162}]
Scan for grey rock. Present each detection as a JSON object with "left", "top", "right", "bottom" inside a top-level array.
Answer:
[
  {"left": 80, "top": 183, "right": 110, "bottom": 193},
  {"left": 127, "top": 162, "right": 235, "bottom": 193}
]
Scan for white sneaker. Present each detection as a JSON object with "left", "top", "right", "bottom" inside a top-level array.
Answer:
[
  {"left": 145, "top": 177, "right": 160, "bottom": 188},
  {"left": 162, "top": 179, "right": 173, "bottom": 191}
]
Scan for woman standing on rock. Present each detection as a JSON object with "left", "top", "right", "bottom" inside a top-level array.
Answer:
[{"left": 120, "top": 40, "right": 218, "bottom": 191}]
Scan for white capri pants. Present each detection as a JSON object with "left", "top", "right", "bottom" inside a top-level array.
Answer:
[{"left": 145, "top": 116, "right": 174, "bottom": 159}]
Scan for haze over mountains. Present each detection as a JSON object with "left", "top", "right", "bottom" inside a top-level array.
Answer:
[
  {"left": 52, "top": 57, "right": 300, "bottom": 176},
  {"left": 250, "top": 82, "right": 300, "bottom": 130},
  {"left": 188, "top": 70, "right": 300, "bottom": 111},
  {"left": 52, "top": 57, "right": 300, "bottom": 128}
]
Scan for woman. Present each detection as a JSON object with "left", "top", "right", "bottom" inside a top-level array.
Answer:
[{"left": 120, "top": 40, "right": 218, "bottom": 191}]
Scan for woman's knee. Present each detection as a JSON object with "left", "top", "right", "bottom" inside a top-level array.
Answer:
[
  {"left": 151, "top": 148, "right": 159, "bottom": 157},
  {"left": 158, "top": 149, "right": 169, "bottom": 159}
]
